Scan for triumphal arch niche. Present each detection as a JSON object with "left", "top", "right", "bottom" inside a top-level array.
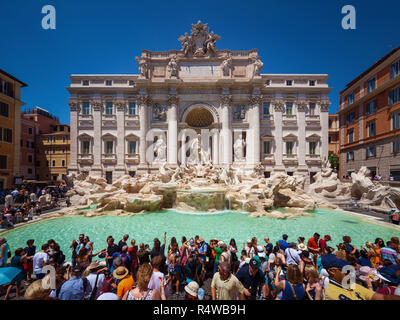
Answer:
[{"left": 135, "top": 20, "right": 266, "bottom": 171}]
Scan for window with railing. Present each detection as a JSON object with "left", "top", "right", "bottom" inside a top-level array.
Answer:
[
  {"left": 366, "top": 99, "right": 377, "bottom": 115},
  {"left": 367, "top": 121, "right": 376, "bottom": 137},
  {"left": 82, "top": 102, "right": 90, "bottom": 115},
  {"left": 285, "top": 103, "right": 293, "bottom": 115},
  {"left": 347, "top": 92, "right": 355, "bottom": 105},
  {"left": 388, "top": 86, "right": 400, "bottom": 106},
  {"left": 105, "top": 102, "right": 113, "bottom": 115},
  {"left": 391, "top": 60, "right": 400, "bottom": 79},
  {"left": 129, "top": 103, "right": 136, "bottom": 115},
  {"left": 367, "top": 77, "right": 376, "bottom": 93},
  {"left": 366, "top": 146, "right": 377, "bottom": 158},
  {"left": 347, "top": 111, "right": 355, "bottom": 124},
  {"left": 263, "top": 141, "right": 271, "bottom": 154}
]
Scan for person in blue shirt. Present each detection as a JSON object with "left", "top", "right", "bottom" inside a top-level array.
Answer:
[
  {"left": 278, "top": 234, "right": 290, "bottom": 251},
  {"left": 58, "top": 267, "right": 92, "bottom": 300},
  {"left": 357, "top": 249, "right": 372, "bottom": 267}
]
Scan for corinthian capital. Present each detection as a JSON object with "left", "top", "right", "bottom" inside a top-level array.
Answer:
[
  {"left": 68, "top": 101, "right": 79, "bottom": 111},
  {"left": 320, "top": 100, "right": 331, "bottom": 112},
  {"left": 249, "top": 95, "right": 262, "bottom": 106},
  {"left": 273, "top": 99, "right": 285, "bottom": 112},
  {"left": 297, "top": 100, "right": 308, "bottom": 111},
  {"left": 167, "top": 95, "right": 179, "bottom": 106},
  {"left": 137, "top": 95, "right": 151, "bottom": 106},
  {"left": 220, "top": 95, "right": 232, "bottom": 106},
  {"left": 91, "top": 100, "right": 103, "bottom": 111}
]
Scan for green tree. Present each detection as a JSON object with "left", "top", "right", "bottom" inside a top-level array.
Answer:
[{"left": 328, "top": 153, "right": 339, "bottom": 171}]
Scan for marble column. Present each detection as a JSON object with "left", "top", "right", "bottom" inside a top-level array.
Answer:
[
  {"left": 138, "top": 95, "right": 149, "bottom": 165},
  {"left": 180, "top": 129, "right": 186, "bottom": 166},
  {"left": 320, "top": 101, "right": 330, "bottom": 161},
  {"left": 167, "top": 96, "right": 178, "bottom": 166},
  {"left": 68, "top": 102, "right": 79, "bottom": 173},
  {"left": 91, "top": 101, "right": 103, "bottom": 176},
  {"left": 249, "top": 96, "right": 261, "bottom": 165},
  {"left": 115, "top": 101, "right": 126, "bottom": 173},
  {"left": 297, "top": 101, "right": 307, "bottom": 168},
  {"left": 273, "top": 100, "right": 285, "bottom": 171},
  {"left": 220, "top": 95, "right": 232, "bottom": 165},
  {"left": 211, "top": 129, "right": 219, "bottom": 165}
]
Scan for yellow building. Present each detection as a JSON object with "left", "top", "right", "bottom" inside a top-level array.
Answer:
[
  {"left": 37, "top": 124, "right": 70, "bottom": 182},
  {"left": 0, "top": 69, "right": 27, "bottom": 189}
]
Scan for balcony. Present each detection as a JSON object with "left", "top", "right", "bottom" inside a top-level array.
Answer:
[
  {"left": 77, "top": 154, "right": 93, "bottom": 164},
  {"left": 102, "top": 115, "right": 117, "bottom": 127},
  {"left": 261, "top": 115, "right": 274, "bottom": 126},
  {"left": 125, "top": 154, "right": 139, "bottom": 164},
  {"left": 102, "top": 154, "right": 117, "bottom": 164},
  {"left": 283, "top": 154, "right": 298, "bottom": 164},
  {"left": 306, "top": 154, "right": 322, "bottom": 165},
  {"left": 126, "top": 114, "right": 140, "bottom": 127},
  {"left": 262, "top": 153, "right": 275, "bottom": 164}
]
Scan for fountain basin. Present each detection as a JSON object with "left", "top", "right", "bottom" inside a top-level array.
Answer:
[{"left": 176, "top": 188, "right": 226, "bottom": 212}]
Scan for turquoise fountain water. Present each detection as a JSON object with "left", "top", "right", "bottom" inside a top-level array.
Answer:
[{"left": 0, "top": 208, "right": 399, "bottom": 258}]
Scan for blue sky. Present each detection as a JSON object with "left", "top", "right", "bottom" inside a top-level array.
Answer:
[{"left": 1, "top": 0, "right": 399, "bottom": 124}]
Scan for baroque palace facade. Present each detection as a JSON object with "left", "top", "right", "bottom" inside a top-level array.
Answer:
[{"left": 67, "top": 22, "right": 331, "bottom": 184}]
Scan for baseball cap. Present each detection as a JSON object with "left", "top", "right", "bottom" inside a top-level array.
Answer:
[
  {"left": 249, "top": 258, "right": 258, "bottom": 269},
  {"left": 258, "top": 252, "right": 266, "bottom": 259},
  {"left": 324, "top": 235, "right": 332, "bottom": 241},
  {"left": 257, "top": 245, "right": 264, "bottom": 252}
]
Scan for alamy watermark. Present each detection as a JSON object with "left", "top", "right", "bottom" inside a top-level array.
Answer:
[
  {"left": 41, "top": 5, "right": 56, "bottom": 30},
  {"left": 341, "top": 5, "right": 356, "bottom": 30}
]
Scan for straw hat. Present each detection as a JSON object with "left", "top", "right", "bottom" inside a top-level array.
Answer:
[
  {"left": 24, "top": 277, "right": 52, "bottom": 300},
  {"left": 298, "top": 243, "right": 307, "bottom": 251},
  {"left": 184, "top": 281, "right": 199, "bottom": 297},
  {"left": 359, "top": 266, "right": 379, "bottom": 282},
  {"left": 217, "top": 240, "right": 224, "bottom": 247},
  {"left": 113, "top": 266, "right": 129, "bottom": 280}
]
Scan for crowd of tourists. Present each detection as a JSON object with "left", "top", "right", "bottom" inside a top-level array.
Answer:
[
  {"left": 0, "top": 184, "right": 70, "bottom": 229},
  {"left": 1, "top": 232, "right": 400, "bottom": 300}
]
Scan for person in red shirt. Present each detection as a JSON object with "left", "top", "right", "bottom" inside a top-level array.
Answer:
[
  {"left": 319, "top": 235, "right": 331, "bottom": 251},
  {"left": 307, "top": 233, "right": 320, "bottom": 255},
  {"left": 127, "top": 239, "right": 139, "bottom": 280}
]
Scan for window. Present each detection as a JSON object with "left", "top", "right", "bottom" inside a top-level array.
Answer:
[
  {"left": 106, "top": 102, "right": 113, "bottom": 115},
  {"left": 367, "top": 121, "right": 376, "bottom": 137},
  {"left": 28, "top": 155, "right": 32, "bottom": 163},
  {"left": 391, "top": 60, "right": 400, "bottom": 79},
  {"left": 53, "top": 149, "right": 56, "bottom": 154},
  {"left": 0, "top": 102, "right": 9, "bottom": 118},
  {"left": 105, "top": 80, "right": 112, "bottom": 86},
  {"left": 367, "top": 77, "right": 376, "bottom": 93},
  {"left": 52, "top": 160, "right": 56, "bottom": 167},
  {"left": 53, "top": 137, "right": 56, "bottom": 142},
  {"left": 129, "top": 103, "right": 136, "bottom": 115},
  {"left": 265, "top": 80, "right": 270, "bottom": 86},
  {"left": 347, "top": 129, "right": 354, "bottom": 143},
  {"left": 262, "top": 102, "right": 270, "bottom": 116},
  {"left": 0, "top": 155, "right": 7, "bottom": 169},
  {"left": 309, "top": 142, "right": 317, "bottom": 155},
  {"left": 47, "top": 137, "right": 50, "bottom": 143},
  {"left": 82, "top": 102, "right": 90, "bottom": 115},
  {"left": 309, "top": 103, "right": 316, "bottom": 115},
  {"left": 62, "top": 136, "right": 66, "bottom": 143},
  {"left": 0, "top": 79, "right": 13, "bottom": 97},
  {"left": 366, "top": 146, "right": 377, "bottom": 158},
  {"left": 129, "top": 171, "right": 136, "bottom": 177},
  {"left": 3, "top": 128, "right": 12, "bottom": 143},
  {"left": 62, "top": 160, "right": 65, "bottom": 167},
  {"left": 388, "top": 86, "right": 400, "bottom": 106},
  {"left": 393, "top": 140, "right": 400, "bottom": 153},
  {"left": 263, "top": 141, "right": 271, "bottom": 154},
  {"left": 128, "top": 141, "right": 137, "bottom": 154},
  {"left": 328, "top": 136, "right": 332, "bottom": 143},
  {"left": 347, "top": 92, "right": 355, "bottom": 105},
  {"left": 60, "top": 126, "right": 64, "bottom": 131},
  {"left": 346, "top": 151, "right": 354, "bottom": 161},
  {"left": 26, "top": 141, "right": 29, "bottom": 148},
  {"left": 309, "top": 80, "right": 316, "bottom": 86},
  {"left": 28, "top": 168, "right": 32, "bottom": 174},
  {"left": 105, "top": 141, "right": 114, "bottom": 154},
  {"left": 46, "top": 160, "right": 49, "bottom": 167},
  {"left": 82, "top": 80, "right": 89, "bottom": 86},
  {"left": 36, "top": 161, "right": 40, "bottom": 166},
  {"left": 285, "top": 103, "right": 293, "bottom": 115},
  {"left": 366, "top": 100, "right": 377, "bottom": 115},
  {"left": 129, "top": 81, "right": 135, "bottom": 86},
  {"left": 286, "top": 80, "right": 293, "bottom": 86},
  {"left": 28, "top": 127, "right": 33, "bottom": 135},
  {"left": 347, "top": 111, "right": 355, "bottom": 124},
  {"left": 286, "top": 141, "right": 294, "bottom": 155},
  {"left": 82, "top": 141, "right": 90, "bottom": 154},
  {"left": 392, "top": 111, "right": 400, "bottom": 130}
]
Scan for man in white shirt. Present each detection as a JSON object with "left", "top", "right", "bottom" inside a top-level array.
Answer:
[
  {"left": 33, "top": 244, "right": 49, "bottom": 279},
  {"left": 284, "top": 242, "right": 301, "bottom": 266},
  {"left": 84, "top": 262, "right": 108, "bottom": 300}
]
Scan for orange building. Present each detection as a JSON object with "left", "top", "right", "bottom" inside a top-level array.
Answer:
[
  {"left": 0, "top": 69, "right": 27, "bottom": 189},
  {"left": 37, "top": 124, "right": 70, "bottom": 182},
  {"left": 328, "top": 113, "right": 340, "bottom": 155},
  {"left": 339, "top": 47, "right": 400, "bottom": 181}
]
